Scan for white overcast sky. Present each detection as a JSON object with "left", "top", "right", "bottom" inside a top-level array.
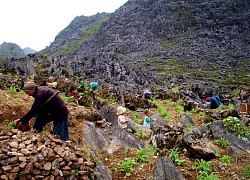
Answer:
[{"left": 0, "top": 0, "right": 128, "bottom": 51}]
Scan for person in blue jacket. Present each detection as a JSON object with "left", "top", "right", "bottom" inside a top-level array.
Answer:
[
  {"left": 87, "top": 80, "right": 100, "bottom": 109},
  {"left": 143, "top": 90, "right": 152, "bottom": 100},
  {"left": 88, "top": 80, "right": 100, "bottom": 91},
  {"left": 143, "top": 109, "right": 153, "bottom": 129},
  {"left": 205, "top": 96, "right": 221, "bottom": 109}
]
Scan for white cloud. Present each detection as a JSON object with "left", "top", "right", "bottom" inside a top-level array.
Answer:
[{"left": 0, "top": 0, "right": 128, "bottom": 51}]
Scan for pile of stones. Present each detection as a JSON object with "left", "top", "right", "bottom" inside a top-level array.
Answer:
[{"left": 0, "top": 129, "right": 96, "bottom": 179}]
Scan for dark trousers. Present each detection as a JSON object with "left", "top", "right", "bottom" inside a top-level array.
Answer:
[{"left": 33, "top": 113, "right": 69, "bottom": 141}]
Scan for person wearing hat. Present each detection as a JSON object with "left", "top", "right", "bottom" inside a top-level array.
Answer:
[
  {"left": 143, "top": 109, "right": 153, "bottom": 128},
  {"left": 15, "top": 81, "right": 69, "bottom": 141},
  {"left": 116, "top": 106, "right": 129, "bottom": 129}
]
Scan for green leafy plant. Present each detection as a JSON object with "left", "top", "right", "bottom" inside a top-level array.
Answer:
[
  {"left": 136, "top": 147, "right": 157, "bottom": 163},
  {"left": 136, "top": 149, "right": 149, "bottom": 163},
  {"left": 198, "top": 173, "right": 220, "bottom": 180},
  {"left": 192, "top": 159, "right": 219, "bottom": 180},
  {"left": 156, "top": 103, "right": 170, "bottom": 122},
  {"left": 8, "top": 121, "right": 16, "bottom": 128},
  {"left": 168, "top": 148, "right": 188, "bottom": 166},
  {"left": 243, "top": 166, "right": 250, "bottom": 178},
  {"left": 171, "top": 86, "right": 179, "bottom": 94},
  {"left": 230, "top": 89, "right": 240, "bottom": 97},
  {"left": 217, "top": 105, "right": 223, "bottom": 110},
  {"left": 134, "top": 113, "right": 140, "bottom": 124},
  {"left": 175, "top": 105, "right": 184, "bottom": 115},
  {"left": 8, "top": 86, "right": 18, "bottom": 94},
  {"left": 162, "top": 99, "right": 172, "bottom": 104},
  {"left": 223, "top": 116, "right": 250, "bottom": 138},
  {"left": 220, "top": 155, "right": 231, "bottom": 163},
  {"left": 215, "top": 138, "right": 229, "bottom": 148},
  {"left": 120, "top": 158, "right": 137, "bottom": 177},
  {"left": 61, "top": 94, "right": 74, "bottom": 103},
  {"left": 198, "top": 111, "right": 205, "bottom": 116},
  {"left": 134, "top": 130, "right": 146, "bottom": 139},
  {"left": 227, "top": 103, "right": 235, "bottom": 110},
  {"left": 74, "top": 169, "right": 79, "bottom": 176}
]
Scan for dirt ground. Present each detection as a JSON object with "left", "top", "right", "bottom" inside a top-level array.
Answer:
[{"left": 0, "top": 89, "right": 250, "bottom": 179}]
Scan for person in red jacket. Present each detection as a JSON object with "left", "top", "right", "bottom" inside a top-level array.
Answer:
[
  {"left": 15, "top": 81, "right": 69, "bottom": 141},
  {"left": 69, "top": 86, "right": 82, "bottom": 106}
]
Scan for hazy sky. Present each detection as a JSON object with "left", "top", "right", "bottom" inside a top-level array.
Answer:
[{"left": 0, "top": 0, "right": 128, "bottom": 51}]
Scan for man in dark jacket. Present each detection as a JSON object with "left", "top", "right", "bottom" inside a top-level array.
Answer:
[{"left": 15, "top": 81, "right": 69, "bottom": 141}]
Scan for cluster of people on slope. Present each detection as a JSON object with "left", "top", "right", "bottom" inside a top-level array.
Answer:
[
  {"left": 15, "top": 79, "right": 225, "bottom": 142},
  {"left": 116, "top": 105, "right": 154, "bottom": 130}
]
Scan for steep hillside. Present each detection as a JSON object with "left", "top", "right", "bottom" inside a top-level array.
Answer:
[
  {"left": 0, "top": 0, "right": 250, "bottom": 88},
  {"left": 72, "top": 0, "right": 250, "bottom": 85},
  {"left": 41, "top": 13, "right": 111, "bottom": 55}
]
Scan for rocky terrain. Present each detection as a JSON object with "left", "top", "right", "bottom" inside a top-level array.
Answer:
[
  {"left": 0, "top": 0, "right": 249, "bottom": 89},
  {"left": 0, "top": 73, "right": 250, "bottom": 179},
  {"left": 0, "top": 0, "right": 250, "bottom": 179}
]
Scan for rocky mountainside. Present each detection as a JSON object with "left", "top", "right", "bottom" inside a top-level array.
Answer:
[
  {"left": 0, "top": 42, "right": 36, "bottom": 59},
  {"left": 40, "top": 13, "right": 111, "bottom": 55},
  {"left": 0, "top": 0, "right": 250, "bottom": 89},
  {"left": 73, "top": 0, "right": 249, "bottom": 85},
  {"left": 0, "top": 42, "right": 25, "bottom": 59}
]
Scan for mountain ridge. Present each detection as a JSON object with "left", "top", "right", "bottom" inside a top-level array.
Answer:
[
  {"left": 0, "top": 0, "right": 249, "bottom": 87},
  {"left": 0, "top": 42, "right": 36, "bottom": 59}
]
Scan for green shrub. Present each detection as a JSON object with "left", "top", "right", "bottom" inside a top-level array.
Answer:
[
  {"left": 215, "top": 138, "right": 229, "bottom": 148},
  {"left": 61, "top": 94, "right": 74, "bottom": 103},
  {"left": 171, "top": 87, "right": 179, "bottom": 94},
  {"left": 136, "top": 147, "right": 157, "bottom": 163},
  {"left": 134, "top": 113, "right": 140, "bottom": 124},
  {"left": 176, "top": 105, "right": 184, "bottom": 115},
  {"left": 8, "top": 121, "right": 16, "bottom": 128},
  {"left": 134, "top": 130, "right": 146, "bottom": 139},
  {"left": 162, "top": 99, "right": 172, "bottom": 104},
  {"left": 136, "top": 149, "right": 149, "bottom": 163},
  {"left": 8, "top": 86, "right": 18, "bottom": 94},
  {"left": 192, "top": 159, "right": 219, "bottom": 180},
  {"left": 156, "top": 104, "right": 170, "bottom": 122},
  {"left": 120, "top": 158, "right": 137, "bottom": 176},
  {"left": 230, "top": 89, "right": 240, "bottom": 97},
  {"left": 220, "top": 155, "right": 231, "bottom": 163},
  {"left": 243, "top": 166, "right": 250, "bottom": 178},
  {"left": 223, "top": 116, "right": 250, "bottom": 138},
  {"left": 168, "top": 148, "right": 188, "bottom": 166}
]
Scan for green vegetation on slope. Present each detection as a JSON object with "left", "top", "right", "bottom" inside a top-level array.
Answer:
[{"left": 60, "top": 22, "right": 103, "bottom": 55}]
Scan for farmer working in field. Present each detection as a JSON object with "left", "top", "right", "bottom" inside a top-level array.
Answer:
[
  {"left": 87, "top": 80, "right": 100, "bottom": 109},
  {"left": 88, "top": 80, "right": 100, "bottom": 91},
  {"left": 143, "top": 90, "right": 153, "bottom": 100},
  {"left": 69, "top": 85, "right": 82, "bottom": 106},
  {"left": 205, "top": 96, "right": 221, "bottom": 109},
  {"left": 15, "top": 81, "right": 69, "bottom": 141}
]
